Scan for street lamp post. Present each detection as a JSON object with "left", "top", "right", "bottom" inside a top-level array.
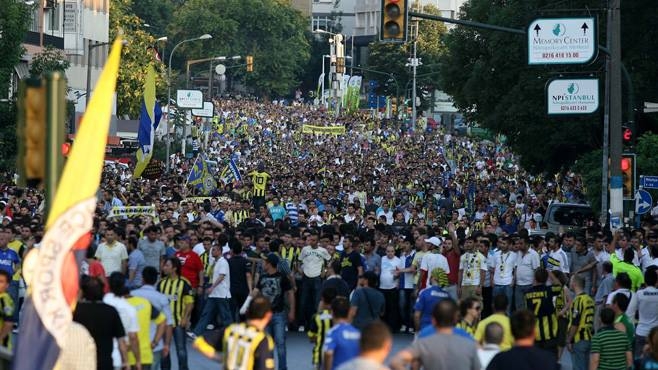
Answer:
[
  {"left": 165, "top": 34, "right": 212, "bottom": 172},
  {"left": 86, "top": 41, "right": 110, "bottom": 107}
]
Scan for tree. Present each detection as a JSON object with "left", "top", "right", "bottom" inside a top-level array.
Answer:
[
  {"left": 29, "top": 45, "right": 71, "bottom": 77},
  {"left": 110, "top": 0, "right": 167, "bottom": 118},
  {"left": 0, "top": 0, "right": 31, "bottom": 172},
  {"left": 366, "top": 3, "right": 447, "bottom": 108},
  {"left": 0, "top": 0, "right": 30, "bottom": 97},
  {"left": 438, "top": 0, "right": 658, "bottom": 174},
  {"left": 169, "top": 0, "right": 310, "bottom": 99}
]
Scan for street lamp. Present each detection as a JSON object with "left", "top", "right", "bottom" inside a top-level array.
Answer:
[
  {"left": 166, "top": 34, "right": 212, "bottom": 172},
  {"left": 86, "top": 39, "right": 128, "bottom": 107}
]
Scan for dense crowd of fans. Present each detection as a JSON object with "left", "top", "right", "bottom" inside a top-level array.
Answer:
[{"left": 1, "top": 98, "right": 658, "bottom": 370}]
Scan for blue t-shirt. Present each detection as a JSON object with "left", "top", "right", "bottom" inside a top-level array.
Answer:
[
  {"left": 418, "top": 326, "right": 474, "bottom": 341},
  {"left": 414, "top": 286, "right": 450, "bottom": 330},
  {"left": 323, "top": 323, "right": 361, "bottom": 370},
  {"left": 0, "top": 248, "right": 20, "bottom": 276},
  {"left": 268, "top": 205, "right": 286, "bottom": 221}
]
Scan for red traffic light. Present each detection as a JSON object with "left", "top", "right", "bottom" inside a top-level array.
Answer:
[
  {"left": 621, "top": 157, "right": 631, "bottom": 171},
  {"left": 61, "top": 142, "right": 71, "bottom": 157},
  {"left": 623, "top": 127, "right": 632, "bottom": 142}
]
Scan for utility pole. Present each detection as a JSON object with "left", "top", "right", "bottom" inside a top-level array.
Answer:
[
  {"left": 608, "top": 0, "right": 623, "bottom": 225},
  {"left": 408, "top": 20, "right": 421, "bottom": 129}
]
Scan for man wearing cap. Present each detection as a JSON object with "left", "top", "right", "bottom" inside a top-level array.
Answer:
[
  {"left": 418, "top": 236, "right": 450, "bottom": 292},
  {"left": 257, "top": 252, "right": 295, "bottom": 370}
]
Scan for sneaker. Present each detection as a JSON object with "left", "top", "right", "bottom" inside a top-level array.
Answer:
[
  {"left": 298, "top": 326, "right": 305, "bottom": 332},
  {"left": 186, "top": 331, "right": 197, "bottom": 340}
]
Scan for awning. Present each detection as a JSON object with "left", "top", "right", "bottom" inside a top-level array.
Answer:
[{"left": 14, "top": 63, "right": 30, "bottom": 80}]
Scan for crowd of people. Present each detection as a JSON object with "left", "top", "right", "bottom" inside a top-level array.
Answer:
[{"left": 0, "top": 98, "right": 658, "bottom": 370}]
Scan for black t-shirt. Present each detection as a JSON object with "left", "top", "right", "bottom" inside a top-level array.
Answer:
[
  {"left": 322, "top": 277, "right": 351, "bottom": 298},
  {"left": 73, "top": 302, "right": 126, "bottom": 370},
  {"left": 340, "top": 250, "right": 362, "bottom": 289},
  {"left": 228, "top": 255, "right": 253, "bottom": 295},
  {"left": 486, "top": 346, "right": 559, "bottom": 370},
  {"left": 257, "top": 272, "right": 292, "bottom": 313}
]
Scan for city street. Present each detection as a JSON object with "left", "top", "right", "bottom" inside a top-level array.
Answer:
[{"left": 175, "top": 331, "right": 416, "bottom": 369}]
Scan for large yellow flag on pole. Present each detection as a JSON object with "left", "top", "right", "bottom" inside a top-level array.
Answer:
[{"left": 14, "top": 37, "right": 124, "bottom": 370}]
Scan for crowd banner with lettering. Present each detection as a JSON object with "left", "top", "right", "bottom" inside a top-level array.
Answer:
[
  {"left": 108, "top": 205, "right": 156, "bottom": 218},
  {"left": 301, "top": 124, "right": 346, "bottom": 135}
]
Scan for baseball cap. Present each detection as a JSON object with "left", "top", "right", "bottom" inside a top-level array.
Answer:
[
  {"left": 424, "top": 236, "right": 442, "bottom": 247},
  {"left": 265, "top": 253, "right": 280, "bottom": 266}
]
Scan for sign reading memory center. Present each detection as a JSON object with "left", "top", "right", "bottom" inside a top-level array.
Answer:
[
  {"left": 547, "top": 78, "right": 599, "bottom": 115},
  {"left": 528, "top": 17, "right": 596, "bottom": 65}
]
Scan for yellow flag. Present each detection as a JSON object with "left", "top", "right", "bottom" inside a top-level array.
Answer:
[{"left": 47, "top": 37, "right": 124, "bottom": 227}]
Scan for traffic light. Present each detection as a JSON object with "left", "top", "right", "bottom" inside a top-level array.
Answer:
[
  {"left": 621, "top": 153, "right": 635, "bottom": 199},
  {"left": 381, "top": 0, "right": 408, "bottom": 42},
  {"left": 61, "top": 141, "right": 72, "bottom": 157},
  {"left": 17, "top": 79, "right": 46, "bottom": 188},
  {"left": 336, "top": 57, "right": 346, "bottom": 74},
  {"left": 246, "top": 55, "right": 253, "bottom": 72},
  {"left": 622, "top": 124, "right": 634, "bottom": 147}
]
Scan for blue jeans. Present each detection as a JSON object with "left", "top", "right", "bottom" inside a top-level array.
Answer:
[
  {"left": 193, "top": 297, "right": 233, "bottom": 335},
  {"left": 161, "top": 326, "right": 188, "bottom": 370},
  {"left": 398, "top": 288, "right": 415, "bottom": 328},
  {"left": 151, "top": 350, "right": 161, "bottom": 370},
  {"left": 493, "top": 285, "right": 513, "bottom": 315},
  {"left": 571, "top": 340, "right": 590, "bottom": 370},
  {"left": 300, "top": 276, "right": 322, "bottom": 327},
  {"left": 267, "top": 311, "right": 288, "bottom": 370},
  {"left": 514, "top": 285, "right": 532, "bottom": 312}
]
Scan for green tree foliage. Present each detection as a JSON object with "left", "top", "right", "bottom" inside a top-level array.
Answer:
[
  {"left": 29, "top": 45, "right": 71, "bottom": 77},
  {"left": 438, "top": 0, "right": 658, "bottom": 174},
  {"left": 129, "top": 0, "right": 175, "bottom": 38},
  {"left": 0, "top": 0, "right": 30, "bottom": 96},
  {"left": 366, "top": 3, "right": 447, "bottom": 106},
  {"left": 0, "top": 0, "right": 30, "bottom": 172},
  {"left": 169, "top": 0, "right": 310, "bottom": 98},
  {"left": 110, "top": 0, "right": 167, "bottom": 118},
  {"left": 439, "top": 0, "right": 605, "bottom": 173}
]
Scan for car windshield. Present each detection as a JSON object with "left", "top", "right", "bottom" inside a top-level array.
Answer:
[{"left": 548, "top": 206, "right": 593, "bottom": 227}]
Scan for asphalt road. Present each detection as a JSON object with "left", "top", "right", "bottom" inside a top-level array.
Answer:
[
  {"left": 173, "top": 331, "right": 576, "bottom": 370},
  {"left": 172, "top": 330, "right": 415, "bottom": 370}
]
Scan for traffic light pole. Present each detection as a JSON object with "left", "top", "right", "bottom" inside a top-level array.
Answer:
[
  {"left": 45, "top": 72, "right": 67, "bottom": 217},
  {"left": 608, "top": 0, "right": 624, "bottom": 224}
]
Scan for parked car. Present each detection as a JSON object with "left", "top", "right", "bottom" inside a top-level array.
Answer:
[{"left": 544, "top": 202, "right": 594, "bottom": 235}]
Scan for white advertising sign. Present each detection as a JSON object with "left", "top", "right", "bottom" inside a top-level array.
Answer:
[
  {"left": 528, "top": 17, "right": 596, "bottom": 65},
  {"left": 547, "top": 79, "right": 599, "bottom": 115},
  {"left": 192, "top": 101, "right": 214, "bottom": 117},
  {"left": 176, "top": 90, "right": 203, "bottom": 109}
]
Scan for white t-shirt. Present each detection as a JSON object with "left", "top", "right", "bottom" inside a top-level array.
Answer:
[
  {"left": 548, "top": 248, "right": 570, "bottom": 274},
  {"left": 379, "top": 256, "right": 403, "bottom": 290},
  {"left": 299, "top": 246, "right": 331, "bottom": 278},
  {"left": 493, "top": 250, "right": 517, "bottom": 286},
  {"left": 626, "top": 286, "right": 658, "bottom": 336},
  {"left": 420, "top": 252, "right": 451, "bottom": 287},
  {"left": 606, "top": 288, "right": 631, "bottom": 305},
  {"left": 95, "top": 241, "right": 128, "bottom": 276},
  {"left": 459, "top": 252, "right": 487, "bottom": 286},
  {"left": 103, "top": 293, "right": 139, "bottom": 368},
  {"left": 515, "top": 249, "right": 540, "bottom": 286},
  {"left": 209, "top": 257, "right": 231, "bottom": 299}
]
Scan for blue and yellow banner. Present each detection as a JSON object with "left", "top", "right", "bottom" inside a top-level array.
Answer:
[{"left": 134, "top": 65, "right": 162, "bottom": 178}]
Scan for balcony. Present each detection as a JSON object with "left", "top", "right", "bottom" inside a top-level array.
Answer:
[{"left": 23, "top": 5, "right": 64, "bottom": 49}]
